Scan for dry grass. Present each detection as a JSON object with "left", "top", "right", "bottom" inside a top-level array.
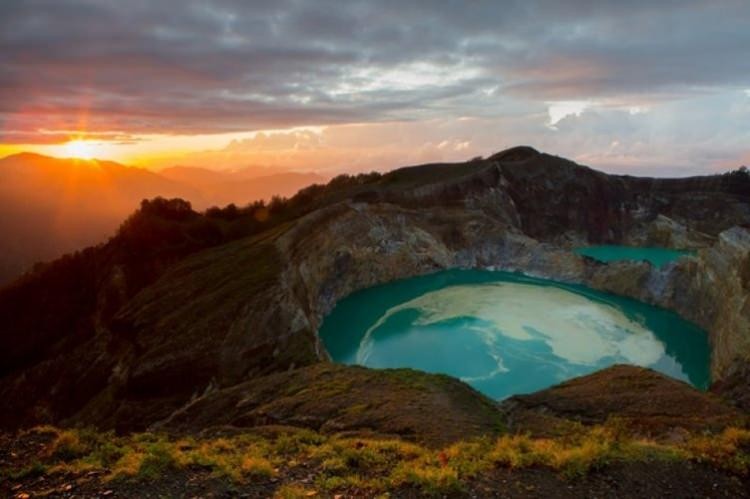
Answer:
[
  {"left": 273, "top": 483, "right": 317, "bottom": 498},
  {"left": 4, "top": 424, "right": 748, "bottom": 496},
  {"left": 684, "top": 427, "right": 750, "bottom": 473}
]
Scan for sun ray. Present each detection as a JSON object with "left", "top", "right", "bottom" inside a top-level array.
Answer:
[{"left": 63, "top": 139, "right": 96, "bottom": 160}]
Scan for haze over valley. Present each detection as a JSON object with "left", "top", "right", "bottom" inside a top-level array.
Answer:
[{"left": 0, "top": 152, "right": 324, "bottom": 283}]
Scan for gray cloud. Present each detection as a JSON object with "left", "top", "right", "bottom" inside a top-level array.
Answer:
[{"left": 0, "top": 0, "right": 749, "bottom": 148}]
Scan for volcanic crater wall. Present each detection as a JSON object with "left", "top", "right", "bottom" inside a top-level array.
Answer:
[
  {"left": 276, "top": 151, "right": 750, "bottom": 385},
  {"left": 0, "top": 148, "right": 748, "bottom": 431},
  {"left": 82, "top": 151, "right": 750, "bottom": 427}
]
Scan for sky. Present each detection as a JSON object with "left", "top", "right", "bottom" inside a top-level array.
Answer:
[{"left": 1, "top": 0, "right": 749, "bottom": 176}]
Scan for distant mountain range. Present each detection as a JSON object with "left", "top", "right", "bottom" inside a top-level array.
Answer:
[
  {"left": 158, "top": 165, "right": 324, "bottom": 209},
  {"left": 0, "top": 153, "right": 325, "bottom": 284}
]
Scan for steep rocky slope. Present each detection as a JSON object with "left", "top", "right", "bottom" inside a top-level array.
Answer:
[{"left": 0, "top": 146, "right": 748, "bottom": 438}]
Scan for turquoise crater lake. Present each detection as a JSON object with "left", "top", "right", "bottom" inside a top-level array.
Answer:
[
  {"left": 319, "top": 270, "right": 710, "bottom": 400},
  {"left": 575, "top": 245, "right": 693, "bottom": 267}
]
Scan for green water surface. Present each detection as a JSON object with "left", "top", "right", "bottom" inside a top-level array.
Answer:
[
  {"left": 319, "top": 270, "right": 710, "bottom": 400},
  {"left": 575, "top": 245, "right": 693, "bottom": 267}
]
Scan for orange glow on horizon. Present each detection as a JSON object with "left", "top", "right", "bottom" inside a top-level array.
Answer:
[
  {"left": 2, "top": 121, "right": 489, "bottom": 174},
  {"left": 0, "top": 126, "right": 332, "bottom": 170}
]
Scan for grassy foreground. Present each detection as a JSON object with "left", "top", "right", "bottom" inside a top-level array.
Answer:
[{"left": 2, "top": 423, "right": 749, "bottom": 497}]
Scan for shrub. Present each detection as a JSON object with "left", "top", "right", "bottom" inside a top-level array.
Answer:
[
  {"left": 271, "top": 430, "right": 325, "bottom": 456},
  {"left": 685, "top": 427, "right": 750, "bottom": 472},
  {"left": 240, "top": 455, "right": 275, "bottom": 479},
  {"left": 3, "top": 461, "right": 47, "bottom": 480},
  {"left": 48, "top": 429, "right": 89, "bottom": 461},
  {"left": 138, "top": 441, "right": 178, "bottom": 479},
  {"left": 390, "top": 461, "right": 463, "bottom": 496}
]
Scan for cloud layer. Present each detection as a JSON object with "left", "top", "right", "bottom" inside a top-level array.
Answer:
[{"left": 1, "top": 1, "right": 749, "bottom": 173}]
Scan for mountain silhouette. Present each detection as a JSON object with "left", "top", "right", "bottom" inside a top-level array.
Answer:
[{"left": 0, "top": 153, "right": 325, "bottom": 283}]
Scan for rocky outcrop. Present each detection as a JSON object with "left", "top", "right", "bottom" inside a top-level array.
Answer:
[
  {"left": 624, "top": 214, "right": 715, "bottom": 248},
  {"left": 500, "top": 365, "right": 745, "bottom": 439},
  {"left": 583, "top": 227, "right": 750, "bottom": 381},
  {"left": 0, "top": 147, "right": 748, "bottom": 433},
  {"left": 696, "top": 229, "right": 750, "bottom": 376},
  {"left": 276, "top": 198, "right": 750, "bottom": 383},
  {"left": 713, "top": 361, "right": 750, "bottom": 412}
]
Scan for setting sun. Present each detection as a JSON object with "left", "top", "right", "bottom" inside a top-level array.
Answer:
[{"left": 63, "top": 140, "right": 97, "bottom": 160}]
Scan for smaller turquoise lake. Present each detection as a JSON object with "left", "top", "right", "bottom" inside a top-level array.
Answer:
[
  {"left": 319, "top": 270, "right": 710, "bottom": 400},
  {"left": 575, "top": 245, "right": 693, "bottom": 267}
]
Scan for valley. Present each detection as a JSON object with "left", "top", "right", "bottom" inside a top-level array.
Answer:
[{"left": 0, "top": 153, "right": 324, "bottom": 284}]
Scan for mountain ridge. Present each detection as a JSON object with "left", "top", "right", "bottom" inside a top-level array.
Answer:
[
  {"left": 0, "top": 152, "right": 328, "bottom": 284},
  {"left": 0, "top": 147, "right": 748, "bottom": 437}
]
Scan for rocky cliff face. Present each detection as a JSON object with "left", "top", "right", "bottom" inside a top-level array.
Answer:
[
  {"left": 0, "top": 146, "right": 748, "bottom": 433},
  {"left": 277, "top": 198, "right": 750, "bottom": 383},
  {"left": 274, "top": 149, "right": 749, "bottom": 384}
]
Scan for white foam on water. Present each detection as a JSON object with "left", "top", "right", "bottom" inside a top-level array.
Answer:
[{"left": 355, "top": 282, "right": 667, "bottom": 376}]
